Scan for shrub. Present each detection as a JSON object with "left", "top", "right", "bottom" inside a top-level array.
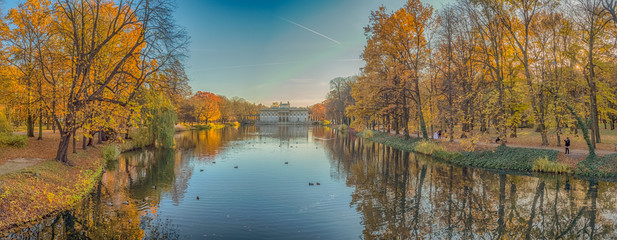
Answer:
[
  {"left": 0, "top": 133, "right": 27, "bottom": 148},
  {"left": 414, "top": 140, "right": 445, "bottom": 155},
  {"left": 532, "top": 156, "right": 571, "bottom": 174},
  {"left": 321, "top": 120, "right": 331, "bottom": 126},
  {"left": 360, "top": 129, "right": 374, "bottom": 139},
  {"left": 338, "top": 124, "right": 348, "bottom": 132},
  {"left": 102, "top": 145, "right": 121, "bottom": 161},
  {"left": 0, "top": 112, "right": 11, "bottom": 133}
]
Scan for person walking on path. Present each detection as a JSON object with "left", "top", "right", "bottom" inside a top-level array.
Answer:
[{"left": 564, "top": 137, "right": 571, "bottom": 154}]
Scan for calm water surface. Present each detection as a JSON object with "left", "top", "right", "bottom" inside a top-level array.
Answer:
[{"left": 4, "top": 126, "right": 617, "bottom": 239}]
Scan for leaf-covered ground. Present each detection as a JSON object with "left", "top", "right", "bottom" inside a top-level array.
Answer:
[
  {"left": 0, "top": 131, "right": 108, "bottom": 232},
  {"left": 0, "top": 130, "right": 60, "bottom": 167}
]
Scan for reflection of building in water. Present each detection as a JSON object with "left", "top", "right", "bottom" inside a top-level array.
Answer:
[
  {"left": 257, "top": 125, "right": 309, "bottom": 142},
  {"left": 259, "top": 102, "right": 309, "bottom": 124}
]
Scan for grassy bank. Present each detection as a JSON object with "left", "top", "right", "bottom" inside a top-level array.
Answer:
[
  {"left": 190, "top": 123, "right": 227, "bottom": 130},
  {"left": 0, "top": 139, "right": 137, "bottom": 232},
  {"left": 576, "top": 153, "right": 617, "bottom": 178},
  {"left": 359, "top": 130, "right": 571, "bottom": 175}
]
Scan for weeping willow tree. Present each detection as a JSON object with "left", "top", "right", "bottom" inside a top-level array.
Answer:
[{"left": 135, "top": 90, "right": 177, "bottom": 149}]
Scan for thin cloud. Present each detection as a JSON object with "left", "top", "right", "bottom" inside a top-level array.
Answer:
[{"left": 279, "top": 17, "right": 341, "bottom": 45}]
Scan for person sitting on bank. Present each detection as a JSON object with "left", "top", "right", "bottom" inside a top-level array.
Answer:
[
  {"left": 495, "top": 136, "right": 501, "bottom": 144},
  {"left": 564, "top": 137, "right": 571, "bottom": 154}
]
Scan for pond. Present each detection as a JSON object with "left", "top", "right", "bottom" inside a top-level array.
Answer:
[{"left": 4, "top": 126, "right": 617, "bottom": 239}]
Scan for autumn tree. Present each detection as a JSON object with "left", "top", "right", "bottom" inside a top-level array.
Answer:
[
  {"left": 570, "top": 0, "right": 611, "bottom": 145},
  {"left": 325, "top": 76, "right": 355, "bottom": 124},
  {"left": 0, "top": 0, "right": 189, "bottom": 163},
  {"left": 351, "top": 0, "right": 435, "bottom": 139},
  {"left": 192, "top": 91, "right": 221, "bottom": 124},
  {"left": 310, "top": 103, "right": 327, "bottom": 121}
]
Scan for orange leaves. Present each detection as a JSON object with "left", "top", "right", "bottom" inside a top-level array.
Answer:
[
  {"left": 192, "top": 91, "right": 222, "bottom": 124},
  {"left": 311, "top": 103, "right": 327, "bottom": 121}
]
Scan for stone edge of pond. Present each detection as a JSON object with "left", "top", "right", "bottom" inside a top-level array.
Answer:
[
  {"left": 350, "top": 130, "right": 617, "bottom": 179},
  {"left": 0, "top": 140, "right": 142, "bottom": 235}
]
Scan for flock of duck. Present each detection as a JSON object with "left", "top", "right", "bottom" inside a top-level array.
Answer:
[
  {"left": 192, "top": 140, "right": 322, "bottom": 201},
  {"left": 106, "top": 139, "right": 325, "bottom": 207}
]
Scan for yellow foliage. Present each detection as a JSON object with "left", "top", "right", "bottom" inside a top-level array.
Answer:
[
  {"left": 532, "top": 157, "right": 572, "bottom": 174},
  {"left": 414, "top": 140, "right": 446, "bottom": 155}
]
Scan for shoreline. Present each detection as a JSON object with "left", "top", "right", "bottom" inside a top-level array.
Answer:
[
  {"left": 0, "top": 140, "right": 140, "bottom": 234},
  {"left": 0, "top": 126, "right": 230, "bottom": 234},
  {"left": 354, "top": 129, "right": 617, "bottom": 180}
]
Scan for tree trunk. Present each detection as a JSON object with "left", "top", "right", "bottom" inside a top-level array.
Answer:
[
  {"left": 37, "top": 108, "right": 43, "bottom": 140},
  {"left": 449, "top": 120, "right": 454, "bottom": 143},
  {"left": 415, "top": 80, "right": 428, "bottom": 139},
  {"left": 565, "top": 102, "right": 596, "bottom": 160},
  {"left": 603, "top": 119, "right": 606, "bottom": 129},
  {"left": 27, "top": 75, "right": 34, "bottom": 138},
  {"left": 55, "top": 132, "right": 72, "bottom": 164},
  {"left": 539, "top": 123, "right": 549, "bottom": 146},
  {"left": 588, "top": 30, "right": 601, "bottom": 144},
  {"left": 403, "top": 98, "right": 410, "bottom": 139},
  {"left": 82, "top": 135, "right": 87, "bottom": 150},
  {"left": 72, "top": 129, "right": 77, "bottom": 154},
  {"left": 590, "top": 91, "right": 600, "bottom": 144},
  {"left": 395, "top": 116, "right": 399, "bottom": 135},
  {"left": 27, "top": 114, "right": 35, "bottom": 137},
  {"left": 556, "top": 119, "right": 561, "bottom": 147}
]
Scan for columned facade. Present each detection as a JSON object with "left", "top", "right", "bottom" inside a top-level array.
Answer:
[{"left": 259, "top": 102, "right": 309, "bottom": 124}]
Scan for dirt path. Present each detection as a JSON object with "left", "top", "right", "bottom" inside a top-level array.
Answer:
[
  {"left": 0, "top": 132, "right": 60, "bottom": 176},
  {"left": 473, "top": 141, "right": 616, "bottom": 156},
  {"left": 390, "top": 129, "right": 616, "bottom": 155},
  {"left": 0, "top": 158, "right": 46, "bottom": 175}
]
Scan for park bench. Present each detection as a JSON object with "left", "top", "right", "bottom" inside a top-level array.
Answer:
[{"left": 614, "top": 143, "right": 617, "bottom": 151}]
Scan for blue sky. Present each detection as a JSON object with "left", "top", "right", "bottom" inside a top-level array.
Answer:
[{"left": 1, "top": 0, "right": 452, "bottom": 107}]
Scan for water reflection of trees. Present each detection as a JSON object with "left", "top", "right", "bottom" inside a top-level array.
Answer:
[
  {"left": 8, "top": 127, "right": 266, "bottom": 239},
  {"left": 6, "top": 148, "right": 188, "bottom": 239},
  {"left": 323, "top": 135, "right": 617, "bottom": 239}
]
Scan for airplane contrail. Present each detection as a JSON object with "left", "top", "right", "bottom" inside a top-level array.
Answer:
[
  {"left": 199, "top": 62, "right": 292, "bottom": 72},
  {"left": 279, "top": 17, "right": 341, "bottom": 45}
]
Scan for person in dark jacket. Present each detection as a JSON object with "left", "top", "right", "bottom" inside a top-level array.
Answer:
[{"left": 564, "top": 137, "right": 571, "bottom": 154}]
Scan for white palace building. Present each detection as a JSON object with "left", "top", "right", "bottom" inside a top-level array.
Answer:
[{"left": 259, "top": 102, "right": 310, "bottom": 124}]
